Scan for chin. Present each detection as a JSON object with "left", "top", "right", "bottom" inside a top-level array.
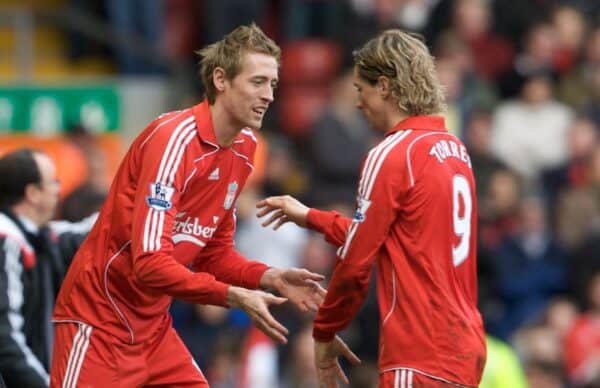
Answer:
[{"left": 246, "top": 120, "right": 262, "bottom": 130}]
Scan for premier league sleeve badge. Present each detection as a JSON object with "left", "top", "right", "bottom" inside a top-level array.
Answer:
[{"left": 147, "top": 182, "right": 175, "bottom": 211}]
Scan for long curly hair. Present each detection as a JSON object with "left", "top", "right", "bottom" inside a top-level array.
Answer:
[{"left": 353, "top": 29, "right": 446, "bottom": 116}]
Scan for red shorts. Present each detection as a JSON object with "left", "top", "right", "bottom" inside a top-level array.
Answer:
[
  {"left": 50, "top": 321, "right": 208, "bottom": 387},
  {"left": 380, "top": 369, "right": 471, "bottom": 388}
]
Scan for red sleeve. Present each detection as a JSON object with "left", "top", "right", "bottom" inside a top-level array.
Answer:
[
  {"left": 313, "top": 149, "right": 402, "bottom": 342},
  {"left": 131, "top": 114, "right": 230, "bottom": 307},
  {"left": 192, "top": 209, "right": 269, "bottom": 289},
  {"left": 306, "top": 209, "right": 352, "bottom": 247}
]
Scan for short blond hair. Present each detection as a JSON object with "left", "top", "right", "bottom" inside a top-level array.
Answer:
[
  {"left": 353, "top": 29, "right": 446, "bottom": 115},
  {"left": 196, "top": 23, "right": 281, "bottom": 104}
]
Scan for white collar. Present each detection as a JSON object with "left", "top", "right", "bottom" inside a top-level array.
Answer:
[{"left": 18, "top": 215, "right": 39, "bottom": 234}]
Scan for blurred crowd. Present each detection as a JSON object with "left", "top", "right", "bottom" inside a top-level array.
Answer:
[{"left": 6, "top": 0, "right": 600, "bottom": 387}]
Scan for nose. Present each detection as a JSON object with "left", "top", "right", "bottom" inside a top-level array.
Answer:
[
  {"left": 261, "top": 84, "right": 274, "bottom": 103},
  {"left": 355, "top": 98, "right": 362, "bottom": 110}
]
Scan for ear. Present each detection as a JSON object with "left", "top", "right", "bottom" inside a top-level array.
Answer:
[
  {"left": 24, "top": 183, "right": 40, "bottom": 205},
  {"left": 213, "top": 67, "right": 227, "bottom": 93},
  {"left": 377, "top": 76, "right": 391, "bottom": 99}
]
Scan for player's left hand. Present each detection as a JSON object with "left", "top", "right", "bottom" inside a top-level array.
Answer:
[
  {"left": 269, "top": 268, "right": 326, "bottom": 313},
  {"left": 314, "top": 336, "right": 361, "bottom": 388}
]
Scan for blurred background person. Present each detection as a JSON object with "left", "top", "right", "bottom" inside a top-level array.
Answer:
[
  {"left": 563, "top": 272, "right": 600, "bottom": 387},
  {"left": 0, "top": 148, "right": 95, "bottom": 387},
  {"left": 492, "top": 71, "right": 574, "bottom": 183}
]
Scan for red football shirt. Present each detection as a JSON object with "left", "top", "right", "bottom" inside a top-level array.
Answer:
[
  {"left": 309, "top": 116, "right": 486, "bottom": 387},
  {"left": 53, "top": 101, "right": 268, "bottom": 345}
]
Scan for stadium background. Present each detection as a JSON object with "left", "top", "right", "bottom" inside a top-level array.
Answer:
[{"left": 1, "top": 0, "right": 599, "bottom": 387}]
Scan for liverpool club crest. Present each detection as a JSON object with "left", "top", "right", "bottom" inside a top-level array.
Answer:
[{"left": 223, "top": 181, "right": 238, "bottom": 210}]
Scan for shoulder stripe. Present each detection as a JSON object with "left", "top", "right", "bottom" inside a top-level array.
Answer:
[
  {"left": 406, "top": 132, "right": 441, "bottom": 188},
  {"left": 143, "top": 209, "right": 153, "bottom": 252},
  {"left": 160, "top": 124, "right": 196, "bottom": 185},
  {"left": 357, "top": 133, "right": 399, "bottom": 197},
  {"left": 167, "top": 129, "right": 197, "bottom": 186},
  {"left": 146, "top": 209, "right": 159, "bottom": 252},
  {"left": 155, "top": 116, "right": 195, "bottom": 183},
  {"left": 142, "top": 115, "right": 196, "bottom": 253},
  {"left": 139, "top": 110, "right": 189, "bottom": 150},
  {"left": 338, "top": 130, "right": 411, "bottom": 259},
  {"left": 362, "top": 130, "right": 412, "bottom": 198}
]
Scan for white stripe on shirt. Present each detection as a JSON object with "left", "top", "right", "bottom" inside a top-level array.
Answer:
[{"left": 338, "top": 131, "right": 411, "bottom": 258}]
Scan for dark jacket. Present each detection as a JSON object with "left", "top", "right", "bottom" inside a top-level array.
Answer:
[{"left": 0, "top": 209, "right": 94, "bottom": 388}]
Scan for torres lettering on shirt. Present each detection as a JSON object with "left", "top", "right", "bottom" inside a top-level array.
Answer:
[
  {"left": 306, "top": 116, "right": 486, "bottom": 387},
  {"left": 52, "top": 100, "right": 269, "bottom": 345}
]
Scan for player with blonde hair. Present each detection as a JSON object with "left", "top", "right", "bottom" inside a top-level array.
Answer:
[{"left": 50, "top": 23, "right": 325, "bottom": 387}]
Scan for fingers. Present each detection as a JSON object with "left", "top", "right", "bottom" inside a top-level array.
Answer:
[
  {"left": 293, "top": 268, "right": 326, "bottom": 282},
  {"left": 243, "top": 290, "right": 290, "bottom": 344},
  {"left": 254, "top": 315, "right": 288, "bottom": 344},
  {"left": 255, "top": 204, "right": 277, "bottom": 219},
  {"left": 252, "top": 299, "right": 289, "bottom": 344},
  {"left": 341, "top": 346, "right": 361, "bottom": 366},
  {"left": 264, "top": 294, "right": 288, "bottom": 305},
  {"left": 317, "top": 365, "right": 340, "bottom": 388},
  {"left": 273, "top": 214, "right": 289, "bottom": 230},
  {"left": 301, "top": 269, "right": 326, "bottom": 282},
  {"left": 261, "top": 312, "right": 288, "bottom": 337},
  {"left": 336, "top": 336, "right": 361, "bottom": 365},
  {"left": 314, "top": 283, "right": 328, "bottom": 298},
  {"left": 256, "top": 196, "right": 282, "bottom": 208},
  {"left": 261, "top": 209, "right": 286, "bottom": 228},
  {"left": 304, "top": 300, "right": 319, "bottom": 313},
  {"left": 307, "top": 280, "right": 326, "bottom": 304},
  {"left": 255, "top": 196, "right": 284, "bottom": 215},
  {"left": 335, "top": 361, "right": 350, "bottom": 385}
]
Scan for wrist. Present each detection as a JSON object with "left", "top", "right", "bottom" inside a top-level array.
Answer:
[
  {"left": 313, "top": 327, "right": 336, "bottom": 343},
  {"left": 226, "top": 286, "right": 247, "bottom": 309},
  {"left": 259, "top": 267, "right": 284, "bottom": 290}
]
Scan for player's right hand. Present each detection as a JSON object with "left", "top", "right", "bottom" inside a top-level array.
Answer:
[
  {"left": 315, "top": 336, "right": 361, "bottom": 388},
  {"left": 226, "top": 286, "right": 289, "bottom": 344},
  {"left": 256, "top": 195, "right": 310, "bottom": 230}
]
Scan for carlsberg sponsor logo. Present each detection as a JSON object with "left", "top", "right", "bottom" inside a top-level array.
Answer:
[{"left": 173, "top": 217, "right": 216, "bottom": 239}]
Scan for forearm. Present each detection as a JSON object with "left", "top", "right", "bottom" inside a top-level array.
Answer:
[
  {"left": 306, "top": 209, "right": 352, "bottom": 246},
  {"left": 313, "top": 261, "right": 371, "bottom": 342},
  {"left": 135, "top": 252, "right": 230, "bottom": 306},
  {"left": 194, "top": 248, "right": 269, "bottom": 290}
]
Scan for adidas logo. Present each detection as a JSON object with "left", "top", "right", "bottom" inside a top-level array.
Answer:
[{"left": 208, "top": 168, "right": 220, "bottom": 181}]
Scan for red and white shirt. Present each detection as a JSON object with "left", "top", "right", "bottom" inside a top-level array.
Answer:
[
  {"left": 309, "top": 116, "right": 486, "bottom": 387},
  {"left": 53, "top": 100, "right": 269, "bottom": 344}
]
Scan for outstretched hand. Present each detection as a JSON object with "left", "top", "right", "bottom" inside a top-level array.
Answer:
[
  {"left": 256, "top": 195, "right": 310, "bottom": 230},
  {"left": 227, "top": 287, "right": 289, "bottom": 344},
  {"left": 314, "top": 336, "right": 361, "bottom": 388},
  {"left": 275, "top": 268, "right": 327, "bottom": 313}
]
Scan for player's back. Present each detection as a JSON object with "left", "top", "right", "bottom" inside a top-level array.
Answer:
[{"left": 377, "top": 127, "right": 486, "bottom": 386}]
